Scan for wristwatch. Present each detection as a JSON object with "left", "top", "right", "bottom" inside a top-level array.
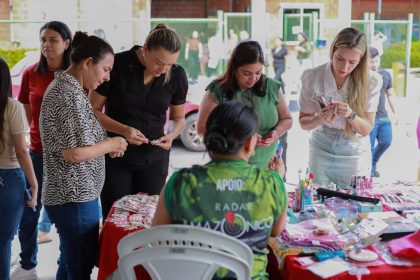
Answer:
[{"left": 347, "top": 111, "right": 357, "bottom": 121}]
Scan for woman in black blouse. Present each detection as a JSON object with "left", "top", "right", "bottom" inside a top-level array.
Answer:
[{"left": 90, "top": 24, "right": 188, "bottom": 218}]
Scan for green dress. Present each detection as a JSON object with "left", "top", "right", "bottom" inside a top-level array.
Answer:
[{"left": 207, "top": 77, "right": 281, "bottom": 170}]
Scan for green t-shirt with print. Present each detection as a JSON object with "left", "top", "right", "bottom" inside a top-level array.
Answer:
[
  {"left": 207, "top": 77, "right": 281, "bottom": 170},
  {"left": 165, "top": 159, "right": 287, "bottom": 279}
]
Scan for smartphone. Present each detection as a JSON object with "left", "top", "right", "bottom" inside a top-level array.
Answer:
[
  {"left": 276, "top": 142, "right": 283, "bottom": 160},
  {"left": 25, "top": 189, "right": 36, "bottom": 212},
  {"left": 316, "top": 96, "right": 327, "bottom": 109}
]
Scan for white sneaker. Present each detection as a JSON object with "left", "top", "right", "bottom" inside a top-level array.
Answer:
[{"left": 10, "top": 264, "right": 38, "bottom": 280}]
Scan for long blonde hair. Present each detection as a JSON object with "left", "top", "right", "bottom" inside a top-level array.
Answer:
[{"left": 330, "top": 27, "right": 369, "bottom": 138}]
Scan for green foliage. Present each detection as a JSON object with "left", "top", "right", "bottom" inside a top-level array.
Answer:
[
  {"left": 381, "top": 40, "right": 420, "bottom": 68},
  {"left": 0, "top": 49, "right": 37, "bottom": 68}
]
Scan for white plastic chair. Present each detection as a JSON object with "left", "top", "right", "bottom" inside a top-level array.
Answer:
[
  {"left": 118, "top": 246, "right": 250, "bottom": 280},
  {"left": 116, "top": 224, "right": 253, "bottom": 280}
]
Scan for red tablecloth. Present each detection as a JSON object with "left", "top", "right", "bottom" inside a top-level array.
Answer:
[
  {"left": 96, "top": 207, "right": 280, "bottom": 280},
  {"left": 96, "top": 207, "right": 151, "bottom": 280},
  {"left": 97, "top": 208, "right": 420, "bottom": 280},
  {"left": 269, "top": 249, "right": 420, "bottom": 280}
]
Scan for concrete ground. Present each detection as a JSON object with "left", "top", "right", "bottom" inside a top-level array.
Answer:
[{"left": 11, "top": 64, "right": 419, "bottom": 279}]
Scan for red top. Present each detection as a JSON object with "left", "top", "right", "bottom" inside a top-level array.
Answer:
[{"left": 18, "top": 63, "right": 55, "bottom": 154}]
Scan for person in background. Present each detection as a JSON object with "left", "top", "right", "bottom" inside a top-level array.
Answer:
[
  {"left": 271, "top": 37, "right": 289, "bottom": 178},
  {"left": 199, "top": 32, "right": 209, "bottom": 76},
  {"left": 371, "top": 31, "right": 388, "bottom": 57},
  {"left": 368, "top": 47, "right": 397, "bottom": 177},
  {"left": 0, "top": 58, "right": 38, "bottom": 280},
  {"left": 197, "top": 40, "right": 292, "bottom": 171},
  {"left": 207, "top": 30, "right": 223, "bottom": 77},
  {"left": 295, "top": 32, "right": 311, "bottom": 67},
  {"left": 226, "top": 29, "right": 238, "bottom": 59},
  {"left": 272, "top": 37, "right": 287, "bottom": 94},
  {"left": 12, "top": 21, "right": 72, "bottom": 280},
  {"left": 153, "top": 101, "right": 288, "bottom": 279},
  {"left": 185, "top": 30, "right": 202, "bottom": 84},
  {"left": 90, "top": 24, "right": 188, "bottom": 219},
  {"left": 299, "top": 27, "right": 382, "bottom": 187},
  {"left": 238, "top": 30, "right": 250, "bottom": 43},
  {"left": 40, "top": 32, "right": 127, "bottom": 279}
]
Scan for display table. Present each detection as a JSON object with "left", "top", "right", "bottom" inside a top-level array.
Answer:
[
  {"left": 96, "top": 207, "right": 151, "bottom": 280},
  {"left": 97, "top": 185, "right": 420, "bottom": 280},
  {"left": 279, "top": 253, "right": 420, "bottom": 280}
]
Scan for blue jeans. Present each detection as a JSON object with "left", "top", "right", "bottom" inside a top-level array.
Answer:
[
  {"left": 18, "top": 149, "right": 43, "bottom": 270},
  {"left": 0, "top": 168, "right": 26, "bottom": 280},
  {"left": 39, "top": 202, "right": 102, "bottom": 233},
  {"left": 38, "top": 207, "right": 52, "bottom": 233},
  {"left": 370, "top": 117, "right": 392, "bottom": 172},
  {"left": 45, "top": 199, "right": 99, "bottom": 280}
]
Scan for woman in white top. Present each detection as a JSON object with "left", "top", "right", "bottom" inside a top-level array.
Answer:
[
  {"left": 0, "top": 58, "right": 38, "bottom": 280},
  {"left": 299, "top": 27, "right": 382, "bottom": 187}
]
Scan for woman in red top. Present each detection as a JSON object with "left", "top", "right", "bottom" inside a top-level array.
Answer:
[{"left": 13, "top": 21, "right": 72, "bottom": 279}]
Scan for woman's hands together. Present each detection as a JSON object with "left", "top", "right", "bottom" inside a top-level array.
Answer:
[
  {"left": 319, "top": 107, "right": 336, "bottom": 123},
  {"left": 257, "top": 130, "right": 278, "bottom": 147},
  {"left": 107, "top": 136, "right": 128, "bottom": 158},
  {"left": 332, "top": 101, "right": 353, "bottom": 119},
  {"left": 123, "top": 126, "right": 149, "bottom": 145},
  {"left": 121, "top": 125, "right": 175, "bottom": 151},
  {"left": 152, "top": 134, "right": 175, "bottom": 150}
]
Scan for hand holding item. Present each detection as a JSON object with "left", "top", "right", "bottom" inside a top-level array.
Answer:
[
  {"left": 151, "top": 134, "right": 174, "bottom": 150},
  {"left": 25, "top": 188, "right": 37, "bottom": 211},
  {"left": 123, "top": 126, "right": 149, "bottom": 145},
  {"left": 268, "top": 155, "right": 286, "bottom": 178},
  {"left": 258, "top": 130, "right": 278, "bottom": 147},
  {"left": 332, "top": 100, "right": 352, "bottom": 119},
  {"left": 108, "top": 136, "right": 128, "bottom": 158},
  {"left": 319, "top": 107, "right": 336, "bottom": 124}
]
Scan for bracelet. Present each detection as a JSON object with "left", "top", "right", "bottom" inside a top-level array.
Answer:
[{"left": 347, "top": 111, "right": 357, "bottom": 121}]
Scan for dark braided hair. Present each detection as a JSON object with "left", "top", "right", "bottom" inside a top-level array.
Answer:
[{"left": 204, "top": 101, "right": 259, "bottom": 154}]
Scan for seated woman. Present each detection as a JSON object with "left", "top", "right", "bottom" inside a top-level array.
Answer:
[{"left": 153, "top": 101, "right": 288, "bottom": 279}]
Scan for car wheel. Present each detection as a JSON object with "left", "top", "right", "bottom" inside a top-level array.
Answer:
[{"left": 180, "top": 113, "right": 206, "bottom": 152}]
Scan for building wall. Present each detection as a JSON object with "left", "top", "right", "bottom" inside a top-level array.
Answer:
[
  {"left": 265, "top": 0, "right": 347, "bottom": 41},
  {"left": 265, "top": 0, "right": 352, "bottom": 67},
  {"left": 352, "top": 0, "right": 420, "bottom": 19},
  {"left": 266, "top": 0, "right": 340, "bottom": 19},
  {"left": 151, "top": 0, "right": 250, "bottom": 18},
  {"left": 0, "top": 0, "right": 11, "bottom": 42},
  {"left": 0, "top": 0, "right": 146, "bottom": 50},
  {"left": 152, "top": 0, "right": 206, "bottom": 17}
]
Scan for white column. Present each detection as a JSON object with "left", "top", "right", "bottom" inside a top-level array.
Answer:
[
  {"left": 338, "top": 0, "right": 352, "bottom": 30},
  {"left": 251, "top": 0, "right": 266, "bottom": 48}
]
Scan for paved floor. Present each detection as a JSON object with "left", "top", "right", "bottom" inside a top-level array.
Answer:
[{"left": 11, "top": 66, "right": 420, "bottom": 279}]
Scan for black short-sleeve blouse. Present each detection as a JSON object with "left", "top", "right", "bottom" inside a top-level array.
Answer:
[{"left": 96, "top": 46, "right": 188, "bottom": 168}]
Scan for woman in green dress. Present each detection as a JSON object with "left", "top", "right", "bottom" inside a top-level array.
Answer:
[{"left": 197, "top": 41, "right": 292, "bottom": 170}]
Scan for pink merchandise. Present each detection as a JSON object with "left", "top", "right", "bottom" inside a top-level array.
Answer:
[{"left": 388, "top": 229, "right": 420, "bottom": 260}]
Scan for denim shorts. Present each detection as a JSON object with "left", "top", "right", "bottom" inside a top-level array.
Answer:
[{"left": 309, "top": 125, "right": 371, "bottom": 187}]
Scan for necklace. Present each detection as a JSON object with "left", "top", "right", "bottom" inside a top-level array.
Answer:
[
  {"left": 337, "top": 85, "right": 342, "bottom": 90},
  {"left": 241, "top": 91, "right": 253, "bottom": 107}
]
